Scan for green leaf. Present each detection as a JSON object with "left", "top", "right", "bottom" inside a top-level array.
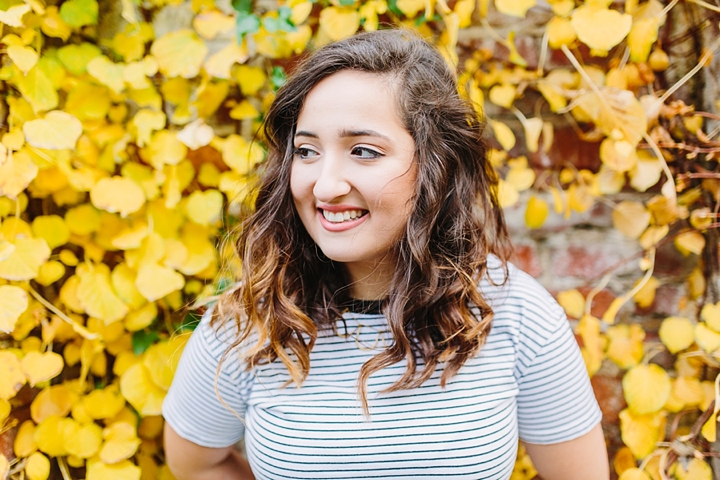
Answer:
[
  {"left": 387, "top": 0, "right": 403, "bottom": 17},
  {"left": 270, "top": 65, "right": 286, "bottom": 90},
  {"left": 57, "top": 43, "right": 102, "bottom": 75},
  {"left": 132, "top": 330, "right": 160, "bottom": 356},
  {"left": 338, "top": 0, "right": 355, "bottom": 6},
  {"left": 232, "top": 0, "right": 252, "bottom": 14},
  {"left": 236, "top": 12, "right": 260, "bottom": 41},
  {"left": 59, "top": 0, "right": 98, "bottom": 28},
  {"left": 178, "top": 312, "right": 201, "bottom": 333}
]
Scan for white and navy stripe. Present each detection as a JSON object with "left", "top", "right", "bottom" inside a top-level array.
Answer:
[{"left": 163, "top": 260, "right": 601, "bottom": 479}]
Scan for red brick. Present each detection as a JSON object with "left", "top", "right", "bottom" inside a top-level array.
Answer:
[
  {"left": 578, "top": 288, "right": 617, "bottom": 319},
  {"left": 591, "top": 374, "right": 626, "bottom": 424},
  {"left": 552, "top": 245, "right": 616, "bottom": 279},
  {"left": 529, "top": 126, "right": 601, "bottom": 172},
  {"left": 511, "top": 243, "right": 542, "bottom": 278}
]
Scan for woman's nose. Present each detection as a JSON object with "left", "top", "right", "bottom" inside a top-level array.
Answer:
[{"left": 312, "top": 158, "right": 351, "bottom": 201}]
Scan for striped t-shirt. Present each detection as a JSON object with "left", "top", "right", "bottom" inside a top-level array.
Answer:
[{"left": 163, "top": 262, "right": 601, "bottom": 479}]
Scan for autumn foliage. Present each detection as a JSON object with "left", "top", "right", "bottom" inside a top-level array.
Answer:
[{"left": 0, "top": 0, "right": 719, "bottom": 478}]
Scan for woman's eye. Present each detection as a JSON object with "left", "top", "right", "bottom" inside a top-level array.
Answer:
[
  {"left": 351, "top": 147, "right": 382, "bottom": 159},
  {"left": 294, "top": 147, "right": 318, "bottom": 159}
]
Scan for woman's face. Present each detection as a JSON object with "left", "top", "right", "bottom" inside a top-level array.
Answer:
[{"left": 290, "top": 70, "right": 416, "bottom": 296}]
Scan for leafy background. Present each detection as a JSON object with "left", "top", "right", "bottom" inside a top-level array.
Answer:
[{"left": 0, "top": 0, "right": 719, "bottom": 478}]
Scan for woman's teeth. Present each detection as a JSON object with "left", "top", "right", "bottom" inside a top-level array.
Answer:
[{"left": 322, "top": 209, "right": 366, "bottom": 223}]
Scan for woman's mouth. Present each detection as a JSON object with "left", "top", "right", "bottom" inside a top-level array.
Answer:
[{"left": 320, "top": 209, "right": 368, "bottom": 224}]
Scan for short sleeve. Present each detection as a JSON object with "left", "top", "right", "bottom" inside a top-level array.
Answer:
[
  {"left": 162, "top": 308, "right": 253, "bottom": 448},
  {"left": 515, "top": 305, "right": 602, "bottom": 444}
]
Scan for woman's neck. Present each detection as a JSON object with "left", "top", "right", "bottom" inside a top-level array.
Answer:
[{"left": 344, "top": 259, "right": 395, "bottom": 300}]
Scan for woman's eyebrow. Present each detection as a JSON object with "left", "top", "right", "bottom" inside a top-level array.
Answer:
[
  {"left": 338, "top": 129, "right": 391, "bottom": 141},
  {"left": 295, "top": 130, "right": 318, "bottom": 138}
]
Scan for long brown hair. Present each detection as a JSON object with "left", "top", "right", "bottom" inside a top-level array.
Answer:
[{"left": 215, "top": 29, "right": 512, "bottom": 414}]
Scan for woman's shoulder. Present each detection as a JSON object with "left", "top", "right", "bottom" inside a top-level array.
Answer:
[{"left": 480, "top": 255, "right": 567, "bottom": 337}]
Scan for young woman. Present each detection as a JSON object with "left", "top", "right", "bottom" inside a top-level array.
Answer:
[{"left": 163, "top": 30, "right": 609, "bottom": 480}]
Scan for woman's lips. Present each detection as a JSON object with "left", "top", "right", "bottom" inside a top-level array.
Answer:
[{"left": 317, "top": 208, "right": 369, "bottom": 232}]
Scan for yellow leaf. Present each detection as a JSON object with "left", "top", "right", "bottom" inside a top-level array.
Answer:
[
  {"left": 598, "top": 88, "right": 647, "bottom": 147},
  {"left": 25, "top": 452, "right": 50, "bottom": 480},
  {"left": 66, "top": 422, "right": 102, "bottom": 458},
  {"left": 556, "top": 289, "right": 584, "bottom": 319},
  {"left": 135, "top": 263, "right": 185, "bottom": 301},
  {"left": 86, "top": 458, "right": 141, "bottom": 480},
  {"left": 0, "top": 351, "right": 26, "bottom": 400},
  {"left": 100, "top": 422, "right": 141, "bottom": 463},
  {"left": 8, "top": 45, "right": 39, "bottom": 74},
  {"left": 606, "top": 330, "right": 644, "bottom": 369},
  {"left": 14, "top": 420, "right": 37, "bottom": 457},
  {"left": 144, "top": 338, "right": 186, "bottom": 391},
  {"left": 87, "top": 55, "right": 126, "bottom": 93},
  {"left": 571, "top": 6, "right": 632, "bottom": 55},
  {"left": 522, "top": 117, "right": 543, "bottom": 153},
  {"left": 674, "top": 231, "right": 705, "bottom": 256},
  {"left": 41, "top": 6, "right": 72, "bottom": 40},
  {"left": 496, "top": 179, "right": 519, "bottom": 208},
  {"left": 319, "top": 7, "right": 359, "bottom": 41},
  {"left": 221, "top": 134, "right": 264, "bottom": 174},
  {"left": 629, "top": 151, "right": 662, "bottom": 192},
  {"left": 696, "top": 323, "right": 720, "bottom": 353},
  {"left": 21, "top": 351, "right": 64, "bottom": 386},
  {"left": 90, "top": 176, "right": 146, "bottom": 217},
  {"left": 619, "top": 408, "right": 665, "bottom": 459},
  {"left": 31, "top": 215, "right": 70, "bottom": 249},
  {"left": 229, "top": 100, "right": 260, "bottom": 120},
  {"left": 632, "top": 275, "right": 659, "bottom": 309},
  {"left": 577, "top": 314, "right": 604, "bottom": 376},
  {"left": 618, "top": 468, "right": 651, "bottom": 480},
  {"left": 702, "top": 411, "right": 717, "bottom": 442},
  {"left": 65, "top": 204, "right": 101, "bottom": 236},
  {"left": 454, "top": 0, "right": 474, "bottom": 27},
  {"left": 0, "top": 284, "right": 29, "bottom": 334},
  {"left": 537, "top": 80, "right": 567, "bottom": 112},
  {"left": 124, "top": 302, "right": 157, "bottom": 332},
  {"left": 31, "top": 384, "right": 76, "bottom": 423},
  {"left": 291, "top": 0, "right": 314, "bottom": 24},
  {"left": 623, "top": 364, "right": 671, "bottom": 414},
  {"left": 674, "top": 458, "right": 712, "bottom": 480},
  {"left": 488, "top": 84, "right": 516, "bottom": 109},
  {"left": 639, "top": 225, "right": 668, "bottom": 250},
  {"left": 177, "top": 119, "right": 214, "bottom": 150},
  {"left": 0, "top": 150, "right": 39, "bottom": 199},
  {"left": 602, "top": 296, "right": 628, "bottom": 324},
  {"left": 547, "top": 16, "right": 576, "bottom": 49},
  {"left": 234, "top": 65, "right": 266, "bottom": 96},
  {"left": 492, "top": 120, "right": 515, "bottom": 151},
  {"left": 131, "top": 109, "right": 166, "bottom": 147},
  {"left": 151, "top": 29, "right": 208, "bottom": 78},
  {"left": 612, "top": 201, "right": 650, "bottom": 239},
  {"left": 204, "top": 42, "right": 249, "bottom": 80},
  {"left": 120, "top": 363, "right": 167, "bottom": 416},
  {"left": 14, "top": 63, "right": 58, "bottom": 113},
  {"left": 495, "top": 0, "right": 535, "bottom": 17},
  {"left": 505, "top": 167, "right": 535, "bottom": 192},
  {"left": 525, "top": 195, "right": 549, "bottom": 229},
  {"left": 0, "top": 4, "right": 31, "bottom": 27},
  {"left": 600, "top": 139, "right": 638, "bottom": 173},
  {"left": 628, "top": 17, "right": 658, "bottom": 63},
  {"left": 0, "top": 236, "right": 51, "bottom": 281},
  {"left": 702, "top": 303, "right": 720, "bottom": 332},
  {"left": 185, "top": 189, "right": 224, "bottom": 226},
  {"left": 141, "top": 131, "right": 182, "bottom": 171},
  {"left": 192, "top": 10, "right": 235, "bottom": 39},
  {"left": 76, "top": 263, "right": 129, "bottom": 324},
  {"left": 23, "top": 110, "right": 83, "bottom": 150}
]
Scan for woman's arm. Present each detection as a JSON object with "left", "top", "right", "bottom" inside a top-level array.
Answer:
[
  {"left": 523, "top": 423, "right": 609, "bottom": 480},
  {"left": 164, "top": 423, "right": 255, "bottom": 480}
]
